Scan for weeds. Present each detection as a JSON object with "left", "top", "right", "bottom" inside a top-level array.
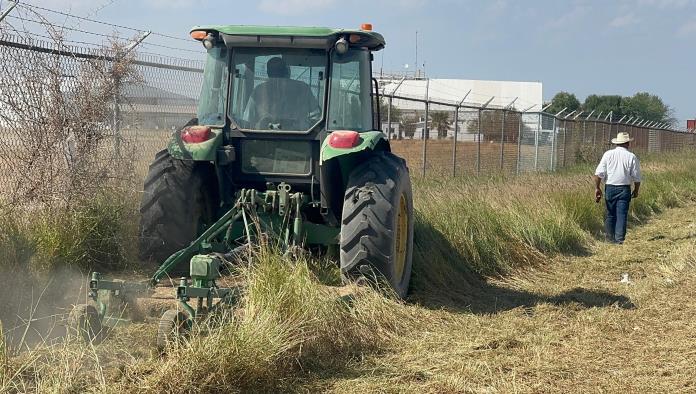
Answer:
[
  {"left": 1, "top": 152, "right": 696, "bottom": 392},
  {"left": 132, "top": 247, "right": 415, "bottom": 393}
]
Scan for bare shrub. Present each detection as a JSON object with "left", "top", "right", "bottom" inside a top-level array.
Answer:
[{"left": 0, "top": 13, "right": 140, "bottom": 209}]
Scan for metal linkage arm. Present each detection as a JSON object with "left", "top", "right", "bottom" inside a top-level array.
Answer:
[{"left": 149, "top": 204, "right": 243, "bottom": 285}]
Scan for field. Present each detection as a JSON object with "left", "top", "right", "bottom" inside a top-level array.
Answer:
[{"left": 1, "top": 152, "right": 695, "bottom": 393}]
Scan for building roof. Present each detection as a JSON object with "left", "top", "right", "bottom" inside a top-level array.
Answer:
[
  {"left": 379, "top": 78, "right": 543, "bottom": 111},
  {"left": 122, "top": 83, "right": 196, "bottom": 103}
]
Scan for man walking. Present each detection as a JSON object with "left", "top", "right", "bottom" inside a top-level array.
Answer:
[{"left": 593, "top": 132, "right": 642, "bottom": 244}]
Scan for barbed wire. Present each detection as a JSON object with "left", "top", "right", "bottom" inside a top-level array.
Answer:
[
  {"left": 16, "top": 2, "right": 197, "bottom": 46},
  {"left": 6, "top": 14, "right": 128, "bottom": 40},
  {"left": 17, "top": 2, "right": 141, "bottom": 32},
  {"left": 1, "top": 3, "right": 202, "bottom": 60},
  {"left": 140, "top": 42, "right": 201, "bottom": 54}
]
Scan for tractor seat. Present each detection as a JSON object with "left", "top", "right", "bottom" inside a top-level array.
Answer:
[{"left": 246, "top": 57, "right": 319, "bottom": 131}]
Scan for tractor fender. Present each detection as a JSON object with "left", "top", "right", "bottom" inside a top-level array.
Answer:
[
  {"left": 320, "top": 130, "right": 389, "bottom": 164},
  {"left": 167, "top": 128, "right": 223, "bottom": 162}
]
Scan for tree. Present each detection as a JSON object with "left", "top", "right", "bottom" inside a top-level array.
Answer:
[
  {"left": 620, "top": 92, "right": 674, "bottom": 124},
  {"left": 545, "top": 91, "right": 581, "bottom": 115},
  {"left": 378, "top": 98, "right": 401, "bottom": 135},
  {"left": 430, "top": 110, "right": 451, "bottom": 139},
  {"left": 583, "top": 94, "right": 624, "bottom": 119},
  {"left": 581, "top": 93, "right": 674, "bottom": 124},
  {"left": 401, "top": 115, "right": 417, "bottom": 139}
]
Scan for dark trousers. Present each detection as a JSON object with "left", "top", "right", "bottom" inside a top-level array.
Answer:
[{"left": 605, "top": 185, "right": 632, "bottom": 243}]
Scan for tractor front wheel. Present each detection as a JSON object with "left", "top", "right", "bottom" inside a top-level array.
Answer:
[
  {"left": 340, "top": 152, "right": 414, "bottom": 298},
  {"left": 156, "top": 309, "right": 191, "bottom": 353}
]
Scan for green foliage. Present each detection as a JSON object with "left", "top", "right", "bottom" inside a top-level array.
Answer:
[
  {"left": 429, "top": 111, "right": 451, "bottom": 139},
  {"left": 379, "top": 97, "right": 401, "bottom": 124},
  {"left": 0, "top": 215, "right": 34, "bottom": 271},
  {"left": 411, "top": 152, "right": 696, "bottom": 285},
  {"left": 583, "top": 94, "right": 623, "bottom": 118},
  {"left": 0, "top": 190, "right": 139, "bottom": 274},
  {"left": 401, "top": 115, "right": 418, "bottom": 139},
  {"left": 567, "top": 92, "right": 674, "bottom": 125},
  {"left": 546, "top": 92, "right": 581, "bottom": 115},
  {"left": 621, "top": 92, "right": 674, "bottom": 123}
]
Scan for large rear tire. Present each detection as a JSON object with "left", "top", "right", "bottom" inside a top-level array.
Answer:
[
  {"left": 138, "top": 149, "right": 217, "bottom": 275},
  {"left": 340, "top": 151, "right": 414, "bottom": 298}
]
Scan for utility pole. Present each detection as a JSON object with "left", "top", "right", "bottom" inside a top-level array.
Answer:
[{"left": 414, "top": 30, "right": 418, "bottom": 78}]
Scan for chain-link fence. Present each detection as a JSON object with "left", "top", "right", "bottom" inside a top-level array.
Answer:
[
  {"left": 0, "top": 31, "right": 204, "bottom": 203},
  {"left": 382, "top": 91, "right": 696, "bottom": 177},
  {"left": 1, "top": 31, "right": 695, "bottom": 204}
]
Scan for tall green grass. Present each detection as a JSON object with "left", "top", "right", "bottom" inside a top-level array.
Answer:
[
  {"left": 410, "top": 153, "right": 696, "bottom": 301},
  {"left": 0, "top": 188, "right": 139, "bottom": 356},
  {"left": 0, "top": 188, "right": 139, "bottom": 275}
]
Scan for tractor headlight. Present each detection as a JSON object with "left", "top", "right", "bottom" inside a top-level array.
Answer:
[
  {"left": 203, "top": 34, "right": 215, "bottom": 50},
  {"left": 335, "top": 37, "right": 349, "bottom": 55}
]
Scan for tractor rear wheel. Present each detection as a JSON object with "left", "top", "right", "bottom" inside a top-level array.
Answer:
[
  {"left": 340, "top": 151, "right": 414, "bottom": 298},
  {"left": 138, "top": 149, "right": 217, "bottom": 275}
]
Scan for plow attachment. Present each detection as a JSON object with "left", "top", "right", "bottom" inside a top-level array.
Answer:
[{"left": 70, "top": 183, "right": 339, "bottom": 349}]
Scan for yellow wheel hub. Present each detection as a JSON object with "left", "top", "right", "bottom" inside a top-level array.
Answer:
[{"left": 394, "top": 193, "right": 408, "bottom": 282}]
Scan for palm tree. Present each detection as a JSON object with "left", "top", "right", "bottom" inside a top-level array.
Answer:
[
  {"left": 379, "top": 98, "right": 402, "bottom": 136},
  {"left": 401, "top": 115, "right": 417, "bottom": 139},
  {"left": 430, "top": 111, "right": 451, "bottom": 139}
]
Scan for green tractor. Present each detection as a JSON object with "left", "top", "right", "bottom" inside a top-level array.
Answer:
[{"left": 74, "top": 24, "right": 414, "bottom": 347}]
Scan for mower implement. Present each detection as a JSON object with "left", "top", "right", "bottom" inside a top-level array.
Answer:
[{"left": 72, "top": 23, "right": 415, "bottom": 347}]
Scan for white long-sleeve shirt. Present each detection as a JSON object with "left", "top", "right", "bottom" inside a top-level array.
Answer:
[{"left": 594, "top": 147, "right": 642, "bottom": 186}]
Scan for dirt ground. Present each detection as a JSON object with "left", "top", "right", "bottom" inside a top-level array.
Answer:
[{"left": 309, "top": 202, "right": 696, "bottom": 393}]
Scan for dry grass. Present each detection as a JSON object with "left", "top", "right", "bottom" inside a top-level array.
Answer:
[
  {"left": 311, "top": 200, "right": 696, "bottom": 393},
  {"left": 1, "top": 153, "right": 696, "bottom": 393}
]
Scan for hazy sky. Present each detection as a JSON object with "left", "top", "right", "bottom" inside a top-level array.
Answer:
[{"left": 2, "top": 0, "right": 695, "bottom": 124}]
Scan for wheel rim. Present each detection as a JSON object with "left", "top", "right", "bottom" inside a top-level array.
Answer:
[{"left": 394, "top": 193, "right": 408, "bottom": 283}]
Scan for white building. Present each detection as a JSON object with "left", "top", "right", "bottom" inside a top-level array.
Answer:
[
  {"left": 379, "top": 77, "right": 543, "bottom": 111},
  {"left": 377, "top": 77, "right": 543, "bottom": 139}
]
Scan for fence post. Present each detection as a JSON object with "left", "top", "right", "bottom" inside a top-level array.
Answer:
[
  {"left": 550, "top": 115, "right": 556, "bottom": 171},
  {"left": 0, "top": 1, "right": 18, "bottom": 23},
  {"left": 477, "top": 108, "right": 481, "bottom": 175},
  {"left": 516, "top": 113, "right": 523, "bottom": 175},
  {"left": 609, "top": 113, "right": 614, "bottom": 144},
  {"left": 500, "top": 110, "right": 506, "bottom": 171},
  {"left": 421, "top": 79, "right": 430, "bottom": 176},
  {"left": 113, "top": 93, "right": 121, "bottom": 158},
  {"left": 386, "top": 96, "right": 393, "bottom": 140},
  {"left": 534, "top": 113, "right": 540, "bottom": 171},
  {"left": 422, "top": 100, "right": 429, "bottom": 177},
  {"left": 452, "top": 106, "right": 459, "bottom": 177},
  {"left": 562, "top": 119, "right": 568, "bottom": 168},
  {"left": 593, "top": 121, "right": 597, "bottom": 148}
]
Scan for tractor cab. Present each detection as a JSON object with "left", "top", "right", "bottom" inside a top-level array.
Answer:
[{"left": 183, "top": 25, "right": 386, "bottom": 202}]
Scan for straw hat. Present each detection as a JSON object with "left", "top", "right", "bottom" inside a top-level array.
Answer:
[{"left": 611, "top": 132, "right": 634, "bottom": 145}]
